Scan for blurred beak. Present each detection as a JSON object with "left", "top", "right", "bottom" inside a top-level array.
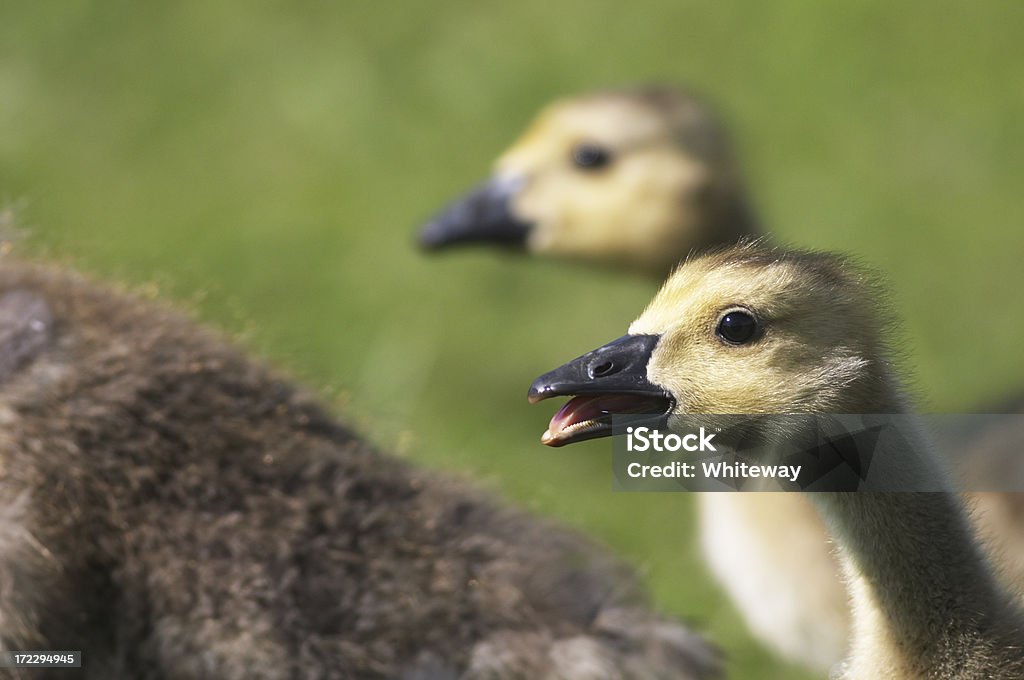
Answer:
[
  {"left": 528, "top": 334, "right": 674, "bottom": 446},
  {"left": 417, "top": 176, "right": 531, "bottom": 251}
]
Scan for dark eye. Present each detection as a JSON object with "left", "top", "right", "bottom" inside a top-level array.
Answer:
[
  {"left": 571, "top": 143, "right": 612, "bottom": 170},
  {"left": 716, "top": 310, "right": 758, "bottom": 345}
]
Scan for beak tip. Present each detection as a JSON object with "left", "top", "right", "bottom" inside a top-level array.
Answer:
[
  {"left": 415, "top": 224, "right": 446, "bottom": 252},
  {"left": 527, "top": 382, "right": 550, "bottom": 404},
  {"left": 542, "top": 429, "right": 573, "bottom": 447}
]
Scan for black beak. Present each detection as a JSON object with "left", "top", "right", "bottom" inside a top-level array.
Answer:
[
  {"left": 417, "top": 176, "right": 532, "bottom": 251},
  {"left": 528, "top": 334, "right": 674, "bottom": 446}
]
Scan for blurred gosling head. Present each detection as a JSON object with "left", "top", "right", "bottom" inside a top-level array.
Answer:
[{"left": 418, "top": 86, "right": 757, "bottom": 276}]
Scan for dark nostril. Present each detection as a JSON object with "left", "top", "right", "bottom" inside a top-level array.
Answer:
[{"left": 591, "top": 360, "right": 616, "bottom": 378}]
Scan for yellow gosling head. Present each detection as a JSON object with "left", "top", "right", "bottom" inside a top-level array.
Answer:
[
  {"left": 418, "top": 87, "right": 757, "bottom": 276},
  {"left": 529, "top": 243, "right": 898, "bottom": 446}
]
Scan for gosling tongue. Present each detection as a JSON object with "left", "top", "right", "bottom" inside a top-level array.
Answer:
[{"left": 542, "top": 393, "right": 668, "bottom": 446}]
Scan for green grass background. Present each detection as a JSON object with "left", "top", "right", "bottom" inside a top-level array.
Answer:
[{"left": 2, "top": 2, "right": 1023, "bottom": 677}]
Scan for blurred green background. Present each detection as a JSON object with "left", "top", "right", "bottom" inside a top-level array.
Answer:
[{"left": 2, "top": 2, "right": 1022, "bottom": 678}]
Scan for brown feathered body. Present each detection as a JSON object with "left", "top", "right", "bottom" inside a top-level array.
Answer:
[{"left": 0, "top": 260, "right": 718, "bottom": 680}]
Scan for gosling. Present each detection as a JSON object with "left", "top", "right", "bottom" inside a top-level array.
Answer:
[
  {"left": 417, "top": 85, "right": 757, "bottom": 276},
  {"left": 0, "top": 258, "right": 721, "bottom": 680},
  {"left": 530, "top": 243, "right": 1024, "bottom": 679}
]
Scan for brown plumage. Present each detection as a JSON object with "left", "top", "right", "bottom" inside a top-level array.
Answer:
[{"left": 0, "top": 258, "right": 720, "bottom": 680}]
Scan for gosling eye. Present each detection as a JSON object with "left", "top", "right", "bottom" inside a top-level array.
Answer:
[
  {"left": 571, "top": 143, "right": 613, "bottom": 171},
  {"left": 716, "top": 310, "right": 758, "bottom": 345}
]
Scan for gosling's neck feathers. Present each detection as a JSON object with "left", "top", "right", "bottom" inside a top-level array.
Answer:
[
  {"left": 820, "top": 494, "right": 1020, "bottom": 676},
  {"left": 809, "top": 373, "right": 1024, "bottom": 676},
  {"left": 644, "top": 183, "right": 762, "bottom": 280}
]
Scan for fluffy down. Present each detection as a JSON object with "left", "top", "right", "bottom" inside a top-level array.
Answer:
[{"left": 0, "top": 259, "right": 719, "bottom": 680}]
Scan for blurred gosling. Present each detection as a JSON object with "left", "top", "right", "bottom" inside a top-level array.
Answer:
[{"left": 0, "top": 257, "right": 721, "bottom": 680}]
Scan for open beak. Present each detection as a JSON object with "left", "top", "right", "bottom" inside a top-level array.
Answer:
[
  {"left": 528, "top": 334, "right": 674, "bottom": 447},
  {"left": 416, "top": 176, "right": 532, "bottom": 251}
]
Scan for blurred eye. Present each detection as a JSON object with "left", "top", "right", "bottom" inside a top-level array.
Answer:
[
  {"left": 716, "top": 310, "right": 758, "bottom": 345},
  {"left": 571, "top": 143, "right": 612, "bottom": 170}
]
